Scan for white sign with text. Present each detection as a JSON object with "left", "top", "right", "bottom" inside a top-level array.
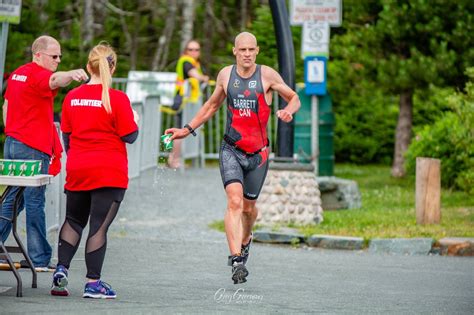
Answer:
[
  {"left": 290, "top": 0, "right": 342, "bottom": 26},
  {"left": 0, "top": 0, "right": 22, "bottom": 24}
]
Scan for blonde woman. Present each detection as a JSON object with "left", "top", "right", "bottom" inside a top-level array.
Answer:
[{"left": 51, "top": 43, "right": 138, "bottom": 299}]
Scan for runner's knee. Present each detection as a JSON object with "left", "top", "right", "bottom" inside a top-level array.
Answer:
[
  {"left": 227, "top": 195, "right": 243, "bottom": 212},
  {"left": 242, "top": 203, "right": 257, "bottom": 215}
]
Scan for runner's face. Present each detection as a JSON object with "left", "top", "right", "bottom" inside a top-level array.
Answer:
[
  {"left": 36, "top": 42, "right": 61, "bottom": 72},
  {"left": 233, "top": 37, "right": 259, "bottom": 69}
]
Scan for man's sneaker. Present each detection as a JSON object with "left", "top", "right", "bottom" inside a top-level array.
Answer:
[
  {"left": 83, "top": 280, "right": 117, "bottom": 299},
  {"left": 228, "top": 255, "right": 249, "bottom": 284},
  {"left": 20, "top": 260, "right": 56, "bottom": 272},
  {"left": 50, "top": 265, "right": 69, "bottom": 296},
  {"left": 241, "top": 233, "right": 253, "bottom": 265}
]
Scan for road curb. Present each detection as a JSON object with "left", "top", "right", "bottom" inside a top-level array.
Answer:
[
  {"left": 254, "top": 229, "right": 305, "bottom": 244},
  {"left": 307, "top": 234, "right": 364, "bottom": 250},
  {"left": 254, "top": 229, "right": 474, "bottom": 256},
  {"left": 368, "top": 238, "right": 434, "bottom": 255},
  {"left": 434, "top": 237, "right": 474, "bottom": 256}
]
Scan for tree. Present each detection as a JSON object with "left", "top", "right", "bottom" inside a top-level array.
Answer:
[
  {"left": 335, "top": 0, "right": 474, "bottom": 176},
  {"left": 180, "top": 0, "right": 195, "bottom": 52},
  {"left": 151, "top": 0, "right": 177, "bottom": 71}
]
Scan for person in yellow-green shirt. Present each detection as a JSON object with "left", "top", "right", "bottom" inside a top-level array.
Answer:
[{"left": 168, "top": 40, "right": 209, "bottom": 169}]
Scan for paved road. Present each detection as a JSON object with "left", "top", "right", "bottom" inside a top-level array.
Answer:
[{"left": 1, "top": 167, "right": 473, "bottom": 314}]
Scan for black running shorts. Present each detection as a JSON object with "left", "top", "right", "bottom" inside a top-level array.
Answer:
[{"left": 219, "top": 141, "right": 270, "bottom": 200}]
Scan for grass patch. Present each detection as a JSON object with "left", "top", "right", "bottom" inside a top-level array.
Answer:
[
  {"left": 209, "top": 164, "right": 474, "bottom": 241},
  {"left": 209, "top": 220, "right": 225, "bottom": 232},
  {"left": 299, "top": 164, "right": 474, "bottom": 240}
]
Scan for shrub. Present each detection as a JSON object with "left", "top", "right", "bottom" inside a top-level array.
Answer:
[{"left": 405, "top": 69, "right": 474, "bottom": 193}]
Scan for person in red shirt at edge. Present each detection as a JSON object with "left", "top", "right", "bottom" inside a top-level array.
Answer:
[
  {"left": 49, "top": 43, "right": 139, "bottom": 299},
  {"left": 166, "top": 32, "right": 301, "bottom": 284},
  {"left": 1, "top": 35, "right": 88, "bottom": 272}
]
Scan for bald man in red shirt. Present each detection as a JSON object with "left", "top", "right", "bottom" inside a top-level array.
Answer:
[{"left": 1, "top": 35, "right": 88, "bottom": 271}]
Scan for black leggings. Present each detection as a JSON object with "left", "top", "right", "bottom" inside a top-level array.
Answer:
[{"left": 57, "top": 188, "right": 125, "bottom": 279}]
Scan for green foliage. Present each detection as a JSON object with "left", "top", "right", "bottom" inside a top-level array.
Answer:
[
  {"left": 405, "top": 68, "right": 474, "bottom": 193},
  {"left": 412, "top": 85, "right": 454, "bottom": 130},
  {"left": 328, "top": 0, "right": 474, "bottom": 164},
  {"left": 328, "top": 55, "right": 398, "bottom": 163}
]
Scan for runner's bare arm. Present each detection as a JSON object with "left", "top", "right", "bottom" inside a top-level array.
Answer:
[
  {"left": 263, "top": 66, "right": 301, "bottom": 122},
  {"left": 166, "top": 67, "right": 230, "bottom": 140}
]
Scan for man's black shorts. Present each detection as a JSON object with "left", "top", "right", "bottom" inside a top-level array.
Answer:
[{"left": 219, "top": 141, "right": 269, "bottom": 200}]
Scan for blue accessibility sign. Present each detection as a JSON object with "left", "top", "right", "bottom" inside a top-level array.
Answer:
[{"left": 304, "top": 56, "right": 327, "bottom": 95}]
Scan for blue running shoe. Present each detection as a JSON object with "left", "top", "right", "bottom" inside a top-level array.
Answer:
[
  {"left": 50, "top": 265, "right": 69, "bottom": 296},
  {"left": 83, "top": 280, "right": 116, "bottom": 299}
]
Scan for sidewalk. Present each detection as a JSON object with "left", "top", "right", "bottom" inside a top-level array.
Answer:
[{"left": 1, "top": 168, "right": 473, "bottom": 314}]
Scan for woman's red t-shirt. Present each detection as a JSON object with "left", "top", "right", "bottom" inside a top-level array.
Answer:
[{"left": 61, "top": 84, "right": 138, "bottom": 191}]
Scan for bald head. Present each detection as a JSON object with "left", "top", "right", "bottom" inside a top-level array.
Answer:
[
  {"left": 232, "top": 32, "right": 259, "bottom": 71},
  {"left": 31, "top": 35, "right": 59, "bottom": 55},
  {"left": 32, "top": 35, "right": 62, "bottom": 72},
  {"left": 234, "top": 32, "right": 257, "bottom": 47}
]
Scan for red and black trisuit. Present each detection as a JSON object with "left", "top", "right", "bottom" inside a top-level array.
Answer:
[{"left": 219, "top": 64, "right": 270, "bottom": 200}]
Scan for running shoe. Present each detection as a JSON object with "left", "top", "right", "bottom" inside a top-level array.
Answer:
[
  {"left": 241, "top": 233, "right": 253, "bottom": 265},
  {"left": 83, "top": 280, "right": 117, "bottom": 299},
  {"left": 50, "top": 265, "right": 69, "bottom": 296},
  {"left": 228, "top": 255, "right": 248, "bottom": 284}
]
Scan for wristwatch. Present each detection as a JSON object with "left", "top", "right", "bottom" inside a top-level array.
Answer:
[{"left": 184, "top": 124, "right": 197, "bottom": 137}]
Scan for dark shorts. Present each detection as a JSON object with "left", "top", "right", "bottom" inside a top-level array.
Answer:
[{"left": 219, "top": 141, "right": 270, "bottom": 200}]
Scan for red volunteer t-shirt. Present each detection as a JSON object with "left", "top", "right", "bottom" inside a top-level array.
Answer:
[
  {"left": 61, "top": 84, "right": 138, "bottom": 191},
  {"left": 5, "top": 62, "right": 58, "bottom": 155}
]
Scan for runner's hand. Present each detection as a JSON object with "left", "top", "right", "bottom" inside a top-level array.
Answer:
[
  {"left": 166, "top": 127, "right": 189, "bottom": 140},
  {"left": 276, "top": 110, "right": 293, "bottom": 122}
]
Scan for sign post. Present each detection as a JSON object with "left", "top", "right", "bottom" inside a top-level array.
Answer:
[
  {"left": 304, "top": 56, "right": 327, "bottom": 174},
  {"left": 290, "top": 0, "right": 342, "bottom": 175},
  {"left": 0, "top": 0, "right": 22, "bottom": 93}
]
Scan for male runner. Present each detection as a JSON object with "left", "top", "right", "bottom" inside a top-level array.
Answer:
[{"left": 166, "top": 32, "right": 300, "bottom": 284}]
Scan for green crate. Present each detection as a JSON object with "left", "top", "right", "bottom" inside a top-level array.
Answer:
[{"left": 0, "top": 159, "right": 41, "bottom": 176}]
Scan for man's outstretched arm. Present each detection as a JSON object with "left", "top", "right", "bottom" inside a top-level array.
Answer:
[{"left": 49, "top": 69, "right": 89, "bottom": 90}]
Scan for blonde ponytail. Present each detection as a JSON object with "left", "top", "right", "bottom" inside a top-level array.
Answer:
[
  {"left": 98, "top": 56, "right": 112, "bottom": 113},
  {"left": 87, "top": 43, "right": 117, "bottom": 114}
]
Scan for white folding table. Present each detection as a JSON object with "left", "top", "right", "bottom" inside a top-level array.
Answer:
[{"left": 0, "top": 175, "right": 53, "bottom": 297}]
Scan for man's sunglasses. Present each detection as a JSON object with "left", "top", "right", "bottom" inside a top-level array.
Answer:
[{"left": 42, "top": 52, "right": 62, "bottom": 60}]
